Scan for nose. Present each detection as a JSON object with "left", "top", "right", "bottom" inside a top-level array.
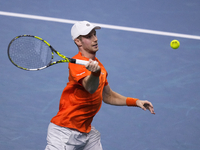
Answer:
[{"left": 93, "top": 35, "right": 98, "bottom": 41}]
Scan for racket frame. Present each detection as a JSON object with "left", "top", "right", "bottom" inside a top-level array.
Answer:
[{"left": 7, "top": 35, "right": 88, "bottom": 71}]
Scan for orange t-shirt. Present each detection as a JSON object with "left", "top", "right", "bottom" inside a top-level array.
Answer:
[{"left": 51, "top": 52, "right": 108, "bottom": 133}]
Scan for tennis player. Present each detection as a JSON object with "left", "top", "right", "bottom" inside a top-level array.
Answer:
[{"left": 45, "top": 21, "right": 155, "bottom": 150}]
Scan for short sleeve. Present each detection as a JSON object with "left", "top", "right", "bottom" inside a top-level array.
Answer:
[
  {"left": 104, "top": 72, "right": 108, "bottom": 86},
  {"left": 68, "top": 63, "right": 90, "bottom": 83}
]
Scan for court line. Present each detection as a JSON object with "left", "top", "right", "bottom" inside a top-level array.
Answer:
[{"left": 1, "top": 11, "right": 200, "bottom": 40}]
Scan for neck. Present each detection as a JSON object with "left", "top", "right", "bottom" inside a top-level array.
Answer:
[{"left": 79, "top": 50, "right": 96, "bottom": 60}]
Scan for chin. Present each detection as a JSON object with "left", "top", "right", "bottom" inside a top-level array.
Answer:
[{"left": 92, "top": 48, "right": 98, "bottom": 53}]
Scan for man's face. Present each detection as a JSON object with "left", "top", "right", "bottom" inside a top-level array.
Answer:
[{"left": 79, "top": 29, "right": 99, "bottom": 54}]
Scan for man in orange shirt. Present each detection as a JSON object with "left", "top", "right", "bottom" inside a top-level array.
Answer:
[{"left": 45, "top": 21, "right": 155, "bottom": 150}]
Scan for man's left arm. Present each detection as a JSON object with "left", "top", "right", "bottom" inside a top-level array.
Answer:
[{"left": 102, "top": 84, "right": 155, "bottom": 114}]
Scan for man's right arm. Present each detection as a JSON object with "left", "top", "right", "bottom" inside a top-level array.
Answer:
[{"left": 81, "top": 59, "right": 101, "bottom": 94}]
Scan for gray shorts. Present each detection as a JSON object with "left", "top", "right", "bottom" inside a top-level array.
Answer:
[{"left": 45, "top": 123, "right": 103, "bottom": 150}]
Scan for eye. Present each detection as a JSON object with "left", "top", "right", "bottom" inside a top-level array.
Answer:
[{"left": 85, "top": 34, "right": 92, "bottom": 39}]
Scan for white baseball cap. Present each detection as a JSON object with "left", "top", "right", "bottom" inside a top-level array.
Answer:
[{"left": 71, "top": 21, "right": 101, "bottom": 40}]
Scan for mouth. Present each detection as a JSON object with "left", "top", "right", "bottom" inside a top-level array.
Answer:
[{"left": 93, "top": 43, "right": 98, "bottom": 48}]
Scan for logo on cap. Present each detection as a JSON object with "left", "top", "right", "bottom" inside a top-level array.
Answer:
[{"left": 86, "top": 23, "right": 90, "bottom": 26}]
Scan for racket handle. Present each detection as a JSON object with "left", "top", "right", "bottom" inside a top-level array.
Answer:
[{"left": 75, "top": 59, "right": 89, "bottom": 65}]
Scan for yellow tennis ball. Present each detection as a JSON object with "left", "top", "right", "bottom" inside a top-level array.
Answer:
[{"left": 170, "top": 40, "right": 180, "bottom": 49}]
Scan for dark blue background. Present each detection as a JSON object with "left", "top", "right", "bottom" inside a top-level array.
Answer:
[{"left": 0, "top": 0, "right": 200, "bottom": 149}]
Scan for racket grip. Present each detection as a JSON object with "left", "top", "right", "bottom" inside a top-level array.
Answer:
[{"left": 75, "top": 59, "right": 89, "bottom": 65}]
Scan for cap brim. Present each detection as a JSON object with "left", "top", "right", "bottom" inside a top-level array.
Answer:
[{"left": 81, "top": 26, "right": 101, "bottom": 36}]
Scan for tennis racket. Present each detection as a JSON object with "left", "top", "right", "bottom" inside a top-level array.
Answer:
[{"left": 7, "top": 35, "right": 88, "bottom": 71}]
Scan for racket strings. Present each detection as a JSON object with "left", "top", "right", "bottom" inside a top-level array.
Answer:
[{"left": 8, "top": 37, "right": 52, "bottom": 69}]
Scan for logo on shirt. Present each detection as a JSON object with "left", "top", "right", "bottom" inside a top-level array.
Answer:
[{"left": 76, "top": 72, "right": 85, "bottom": 76}]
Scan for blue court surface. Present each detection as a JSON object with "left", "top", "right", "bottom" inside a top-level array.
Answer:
[{"left": 0, "top": 0, "right": 200, "bottom": 150}]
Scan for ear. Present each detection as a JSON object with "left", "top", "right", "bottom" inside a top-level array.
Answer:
[{"left": 74, "top": 38, "right": 82, "bottom": 47}]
